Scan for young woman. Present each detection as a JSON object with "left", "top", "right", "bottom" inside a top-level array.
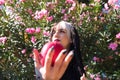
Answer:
[{"left": 33, "top": 21, "right": 86, "bottom": 80}]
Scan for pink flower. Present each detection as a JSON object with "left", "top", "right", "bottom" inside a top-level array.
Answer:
[
  {"left": 66, "top": 0, "right": 74, "bottom": 4},
  {"left": 94, "top": 0, "right": 100, "bottom": 2},
  {"left": 29, "top": 53, "right": 34, "bottom": 58},
  {"left": 61, "top": 9, "right": 66, "bottom": 14},
  {"left": 0, "top": 37, "right": 7, "bottom": 44},
  {"left": 108, "top": 0, "right": 118, "bottom": 5},
  {"left": 63, "top": 14, "right": 69, "bottom": 20},
  {"left": 0, "top": 0, "right": 5, "bottom": 5},
  {"left": 116, "top": 32, "right": 120, "bottom": 39},
  {"left": 27, "top": 9, "right": 32, "bottom": 15},
  {"left": 81, "top": 3, "right": 87, "bottom": 8},
  {"left": 46, "top": 16, "right": 53, "bottom": 22},
  {"left": 21, "top": 49, "right": 26, "bottom": 54},
  {"left": 31, "top": 36, "right": 36, "bottom": 43},
  {"left": 34, "top": 9, "right": 48, "bottom": 20},
  {"left": 113, "top": 4, "right": 120, "bottom": 10},
  {"left": 115, "top": 52, "right": 119, "bottom": 55},
  {"left": 19, "top": 0, "right": 25, "bottom": 2},
  {"left": 25, "top": 28, "right": 36, "bottom": 34},
  {"left": 15, "top": 16, "right": 22, "bottom": 22},
  {"left": 43, "top": 30, "right": 50, "bottom": 36},
  {"left": 46, "top": 2, "right": 55, "bottom": 9},
  {"left": 94, "top": 74, "right": 101, "bottom": 80},
  {"left": 90, "top": 74, "right": 95, "bottom": 79},
  {"left": 93, "top": 56, "right": 100, "bottom": 62},
  {"left": 69, "top": 2, "right": 76, "bottom": 11},
  {"left": 94, "top": 77, "right": 101, "bottom": 80},
  {"left": 108, "top": 42, "right": 118, "bottom": 51},
  {"left": 35, "top": 27, "right": 41, "bottom": 33},
  {"left": 34, "top": 11, "right": 44, "bottom": 20}
]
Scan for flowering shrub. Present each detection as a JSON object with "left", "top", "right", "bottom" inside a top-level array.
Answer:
[{"left": 0, "top": 0, "right": 120, "bottom": 79}]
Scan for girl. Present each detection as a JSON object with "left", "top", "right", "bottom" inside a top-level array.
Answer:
[{"left": 34, "top": 21, "right": 86, "bottom": 80}]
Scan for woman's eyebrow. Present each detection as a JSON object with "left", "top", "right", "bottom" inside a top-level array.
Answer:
[{"left": 59, "top": 28, "right": 66, "bottom": 31}]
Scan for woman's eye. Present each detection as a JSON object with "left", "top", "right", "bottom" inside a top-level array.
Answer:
[
  {"left": 52, "top": 29, "right": 66, "bottom": 34},
  {"left": 60, "top": 30, "right": 65, "bottom": 33}
]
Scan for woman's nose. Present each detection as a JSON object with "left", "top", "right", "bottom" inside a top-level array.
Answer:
[{"left": 54, "top": 31, "right": 59, "bottom": 37}]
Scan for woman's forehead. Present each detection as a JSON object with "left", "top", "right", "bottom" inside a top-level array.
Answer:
[
  {"left": 53, "top": 26, "right": 66, "bottom": 30},
  {"left": 53, "top": 22, "right": 71, "bottom": 31}
]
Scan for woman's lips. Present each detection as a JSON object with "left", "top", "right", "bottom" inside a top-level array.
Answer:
[{"left": 54, "top": 39, "right": 60, "bottom": 42}]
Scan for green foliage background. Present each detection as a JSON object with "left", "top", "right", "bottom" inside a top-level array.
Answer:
[{"left": 0, "top": 0, "right": 120, "bottom": 80}]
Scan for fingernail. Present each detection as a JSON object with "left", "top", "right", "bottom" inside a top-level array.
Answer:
[
  {"left": 63, "top": 49, "right": 67, "bottom": 54},
  {"left": 51, "top": 46, "right": 54, "bottom": 51},
  {"left": 69, "top": 50, "right": 74, "bottom": 57}
]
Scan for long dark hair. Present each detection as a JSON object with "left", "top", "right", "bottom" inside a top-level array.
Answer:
[{"left": 50, "top": 21, "right": 85, "bottom": 80}]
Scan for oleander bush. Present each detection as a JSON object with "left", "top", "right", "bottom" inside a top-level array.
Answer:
[{"left": 0, "top": 0, "right": 120, "bottom": 80}]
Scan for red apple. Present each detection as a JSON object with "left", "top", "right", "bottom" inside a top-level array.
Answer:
[{"left": 40, "top": 41, "right": 64, "bottom": 66}]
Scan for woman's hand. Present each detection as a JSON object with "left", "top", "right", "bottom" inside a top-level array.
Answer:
[
  {"left": 80, "top": 74, "right": 87, "bottom": 80},
  {"left": 33, "top": 46, "right": 74, "bottom": 80}
]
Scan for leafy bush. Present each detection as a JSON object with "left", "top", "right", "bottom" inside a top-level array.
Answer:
[{"left": 0, "top": 0, "right": 120, "bottom": 79}]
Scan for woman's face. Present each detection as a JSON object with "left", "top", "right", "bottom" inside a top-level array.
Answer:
[{"left": 51, "top": 25, "right": 72, "bottom": 49}]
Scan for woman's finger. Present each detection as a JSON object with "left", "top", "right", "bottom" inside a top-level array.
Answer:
[
  {"left": 33, "top": 49, "right": 41, "bottom": 69},
  {"left": 44, "top": 46, "right": 54, "bottom": 70},
  {"left": 58, "top": 50, "right": 74, "bottom": 78},
  {"left": 54, "top": 49, "right": 67, "bottom": 72},
  {"left": 80, "top": 73, "right": 87, "bottom": 80}
]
